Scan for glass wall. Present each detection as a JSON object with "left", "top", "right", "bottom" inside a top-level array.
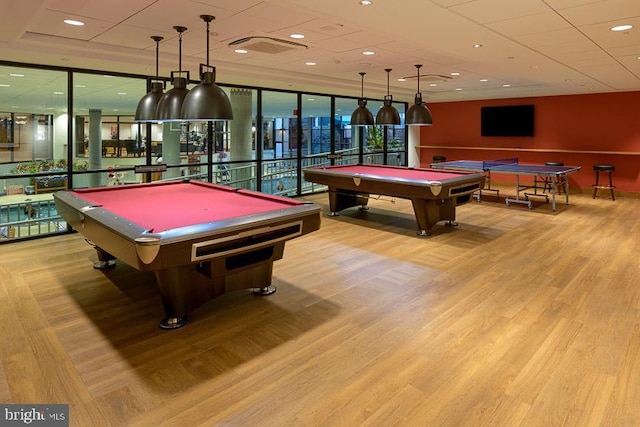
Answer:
[
  {"left": 0, "top": 61, "right": 407, "bottom": 243},
  {"left": 261, "top": 90, "right": 297, "bottom": 196},
  {"left": 0, "top": 66, "right": 69, "bottom": 241}
]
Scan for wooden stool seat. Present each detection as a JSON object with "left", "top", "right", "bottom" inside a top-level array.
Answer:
[
  {"left": 432, "top": 156, "right": 446, "bottom": 164},
  {"left": 592, "top": 164, "right": 615, "bottom": 200}
]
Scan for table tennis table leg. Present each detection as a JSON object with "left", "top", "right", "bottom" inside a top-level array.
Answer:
[{"left": 505, "top": 175, "right": 533, "bottom": 209}]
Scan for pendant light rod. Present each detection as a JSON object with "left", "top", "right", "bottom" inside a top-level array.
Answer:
[
  {"left": 384, "top": 68, "right": 392, "bottom": 98},
  {"left": 359, "top": 72, "right": 366, "bottom": 98},
  {"left": 415, "top": 64, "right": 422, "bottom": 95},
  {"left": 174, "top": 26, "right": 187, "bottom": 73},
  {"left": 201, "top": 15, "right": 214, "bottom": 68},
  {"left": 152, "top": 36, "right": 163, "bottom": 78}
]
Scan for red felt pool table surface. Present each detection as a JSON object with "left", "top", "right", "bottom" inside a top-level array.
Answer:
[
  {"left": 319, "top": 164, "right": 465, "bottom": 181},
  {"left": 72, "top": 180, "right": 308, "bottom": 233}
]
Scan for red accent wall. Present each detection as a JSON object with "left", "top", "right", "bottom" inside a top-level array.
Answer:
[{"left": 419, "top": 92, "right": 640, "bottom": 193}]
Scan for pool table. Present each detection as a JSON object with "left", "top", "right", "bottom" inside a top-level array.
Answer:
[
  {"left": 53, "top": 180, "right": 322, "bottom": 329},
  {"left": 303, "top": 164, "right": 485, "bottom": 236}
]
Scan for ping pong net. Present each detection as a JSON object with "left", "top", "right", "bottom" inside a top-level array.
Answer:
[{"left": 482, "top": 158, "right": 519, "bottom": 170}]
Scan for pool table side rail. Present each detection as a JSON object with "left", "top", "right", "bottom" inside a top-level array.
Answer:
[
  {"left": 53, "top": 190, "right": 322, "bottom": 271},
  {"left": 303, "top": 167, "right": 486, "bottom": 199}
]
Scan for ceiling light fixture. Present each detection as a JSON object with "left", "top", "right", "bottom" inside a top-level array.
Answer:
[
  {"left": 376, "top": 68, "right": 401, "bottom": 126},
  {"left": 360, "top": 0, "right": 373, "bottom": 5},
  {"left": 135, "top": 35, "right": 164, "bottom": 122},
  {"left": 611, "top": 24, "right": 633, "bottom": 32},
  {"left": 64, "top": 19, "right": 84, "bottom": 26},
  {"left": 156, "top": 25, "right": 189, "bottom": 122},
  {"left": 181, "top": 15, "right": 233, "bottom": 121},
  {"left": 405, "top": 64, "right": 433, "bottom": 126},
  {"left": 350, "top": 72, "right": 374, "bottom": 126}
]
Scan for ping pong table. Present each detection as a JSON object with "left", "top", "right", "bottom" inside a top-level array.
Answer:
[{"left": 431, "top": 158, "right": 581, "bottom": 211}]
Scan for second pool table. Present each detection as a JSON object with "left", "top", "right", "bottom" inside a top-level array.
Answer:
[
  {"left": 303, "top": 164, "right": 485, "bottom": 236},
  {"left": 54, "top": 180, "right": 322, "bottom": 329}
]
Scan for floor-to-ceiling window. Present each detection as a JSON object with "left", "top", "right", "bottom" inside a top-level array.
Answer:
[
  {"left": 0, "top": 65, "right": 69, "bottom": 240},
  {"left": 1, "top": 61, "right": 407, "bottom": 243}
]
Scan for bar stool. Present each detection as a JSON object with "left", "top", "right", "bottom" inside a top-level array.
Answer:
[
  {"left": 432, "top": 155, "right": 446, "bottom": 164},
  {"left": 545, "top": 161, "right": 565, "bottom": 194},
  {"left": 592, "top": 164, "right": 615, "bottom": 200}
]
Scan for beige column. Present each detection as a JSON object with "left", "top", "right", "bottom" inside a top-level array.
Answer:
[
  {"left": 230, "top": 88, "right": 253, "bottom": 189},
  {"left": 88, "top": 108, "right": 102, "bottom": 187},
  {"left": 407, "top": 126, "right": 421, "bottom": 168},
  {"left": 162, "top": 122, "right": 181, "bottom": 179}
]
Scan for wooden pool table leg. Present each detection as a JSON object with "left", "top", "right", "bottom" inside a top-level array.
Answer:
[
  {"left": 87, "top": 241, "right": 116, "bottom": 269},
  {"left": 327, "top": 188, "right": 369, "bottom": 215},
  {"left": 411, "top": 198, "right": 457, "bottom": 237},
  {"left": 154, "top": 242, "right": 286, "bottom": 329}
]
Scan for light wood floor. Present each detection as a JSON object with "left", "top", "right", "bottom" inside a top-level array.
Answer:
[{"left": 1, "top": 188, "right": 640, "bottom": 426}]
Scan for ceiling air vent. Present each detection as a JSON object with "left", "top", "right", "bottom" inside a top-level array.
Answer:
[
  {"left": 401, "top": 73, "right": 453, "bottom": 83},
  {"left": 228, "top": 36, "right": 308, "bottom": 54}
]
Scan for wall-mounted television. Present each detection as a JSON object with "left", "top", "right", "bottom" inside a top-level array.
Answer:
[{"left": 481, "top": 104, "right": 534, "bottom": 137}]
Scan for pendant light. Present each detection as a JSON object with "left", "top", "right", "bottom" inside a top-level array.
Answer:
[
  {"left": 375, "top": 68, "right": 401, "bottom": 126},
  {"left": 135, "top": 36, "right": 164, "bottom": 122},
  {"left": 156, "top": 25, "right": 189, "bottom": 122},
  {"left": 406, "top": 64, "right": 433, "bottom": 126},
  {"left": 350, "top": 72, "right": 374, "bottom": 126},
  {"left": 181, "top": 15, "right": 233, "bottom": 121}
]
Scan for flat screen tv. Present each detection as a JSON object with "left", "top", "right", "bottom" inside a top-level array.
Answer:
[{"left": 481, "top": 104, "right": 534, "bottom": 137}]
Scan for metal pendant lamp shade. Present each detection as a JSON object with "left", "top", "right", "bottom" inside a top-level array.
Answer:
[
  {"left": 135, "top": 36, "right": 164, "bottom": 122},
  {"left": 406, "top": 64, "right": 433, "bottom": 126},
  {"left": 156, "top": 26, "right": 189, "bottom": 122},
  {"left": 181, "top": 15, "right": 233, "bottom": 121},
  {"left": 350, "top": 72, "right": 374, "bottom": 126},
  {"left": 376, "top": 68, "right": 401, "bottom": 126}
]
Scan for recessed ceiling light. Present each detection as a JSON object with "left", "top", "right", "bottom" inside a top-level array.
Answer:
[
  {"left": 234, "top": 49, "right": 248, "bottom": 54},
  {"left": 362, "top": 51, "right": 375, "bottom": 56},
  {"left": 611, "top": 24, "right": 633, "bottom": 31},
  {"left": 455, "top": 88, "right": 462, "bottom": 91},
  {"left": 473, "top": 43, "right": 483, "bottom": 48},
  {"left": 0, "top": 84, "right": 11, "bottom": 88},
  {"left": 430, "top": 83, "right": 437, "bottom": 87},
  {"left": 305, "top": 62, "right": 317, "bottom": 66},
  {"left": 451, "top": 72, "right": 460, "bottom": 76},
  {"left": 290, "top": 34, "right": 305, "bottom": 39},
  {"left": 397, "top": 78, "right": 406, "bottom": 82},
  {"left": 9, "top": 73, "right": 24, "bottom": 77},
  {"left": 480, "top": 79, "right": 488, "bottom": 82},
  {"left": 502, "top": 84, "right": 511, "bottom": 88},
  {"left": 117, "top": 92, "right": 127, "bottom": 95},
  {"left": 360, "top": 0, "right": 373, "bottom": 5},
  {"left": 75, "top": 84, "right": 86, "bottom": 88},
  {"left": 53, "top": 91, "right": 64, "bottom": 95},
  {"left": 64, "top": 19, "right": 84, "bottom": 26}
]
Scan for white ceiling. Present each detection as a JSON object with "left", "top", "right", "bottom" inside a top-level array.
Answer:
[{"left": 1, "top": 0, "right": 639, "bottom": 105}]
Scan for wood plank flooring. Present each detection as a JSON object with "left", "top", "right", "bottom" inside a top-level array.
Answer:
[{"left": 1, "top": 188, "right": 640, "bottom": 426}]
